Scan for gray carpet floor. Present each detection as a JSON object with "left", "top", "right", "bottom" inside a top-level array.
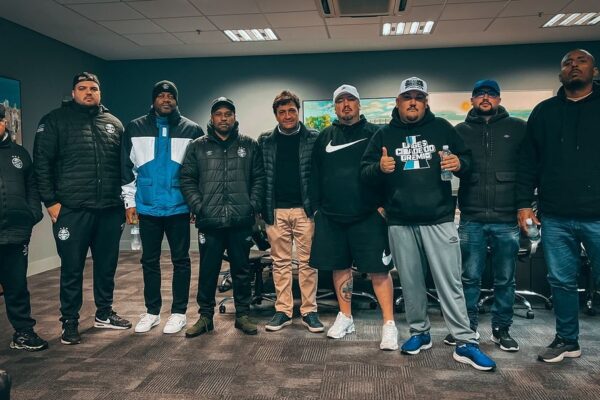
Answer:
[{"left": 1, "top": 251, "right": 600, "bottom": 400}]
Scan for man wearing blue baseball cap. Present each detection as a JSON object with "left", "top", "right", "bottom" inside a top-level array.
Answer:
[{"left": 445, "top": 80, "right": 526, "bottom": 353}]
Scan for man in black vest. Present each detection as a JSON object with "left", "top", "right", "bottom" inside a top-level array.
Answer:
[
  {"left": 446, "top": 80, "right": 525, "bottom": 352},
  {"left": 34, "top": 72, "right": 131, "bottom": 345},
  {"left": 258, "top": 91, "right": 322, "bottom": 333}
]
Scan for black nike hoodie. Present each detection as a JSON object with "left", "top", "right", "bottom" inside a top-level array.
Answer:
[{"left": 361, "top": 107, "right": 471, "bottom": 225}]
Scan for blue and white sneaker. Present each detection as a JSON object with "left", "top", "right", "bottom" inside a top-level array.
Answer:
[
  {"left": 453, "top": 343, "right": 496, "bottom": 371},
  {"left": 401, "top": 332, "right": 432, "bottom": 355}
]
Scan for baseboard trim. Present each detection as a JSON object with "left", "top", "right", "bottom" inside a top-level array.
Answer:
[{"left": 28, "top": 255, "right": 61, "bottom": 277}]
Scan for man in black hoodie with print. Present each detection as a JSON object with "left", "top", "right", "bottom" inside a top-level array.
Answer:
[
  {"left": 446, "top": 80, "right": 526, "bottom": 352},
  {"left": 517, "top": 49, "right": 600, "bottom": 363},
  {"left": 361, "top": 77, "right": 496, "bottom": 372}
]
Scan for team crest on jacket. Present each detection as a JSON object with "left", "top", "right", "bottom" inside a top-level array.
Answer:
[
  {"left": 23, "top": 244, "right": 28, "bottom": 256},
  {"left": 11, "top": 156, "right": 23, "bottom": 169},
  {"left": 36, "top": 124, "right": 45, "bottom": 133},
  {"left": 237, "top": 147, "right": 247, "bottom": 158},
  {"left": 105, "top": 123, "right": 116, "bottom": 134},
  {"left": 198, "top": 232, "right": 206, "bottom": 244},
  {"left": 58, "top": 227, "right": 70, "bottom": 241}
]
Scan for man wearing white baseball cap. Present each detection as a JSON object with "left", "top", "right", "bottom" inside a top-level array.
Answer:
[
  {"left": 361, "top": 77, "right": 497, "bottom": 370},
  {"left": 310, "top": 84, "right": 397, "bottom": 351}
]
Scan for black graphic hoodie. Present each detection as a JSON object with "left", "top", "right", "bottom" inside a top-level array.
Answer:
[{"left": 361, "top": 108, "right": 471, "bottom": 225}]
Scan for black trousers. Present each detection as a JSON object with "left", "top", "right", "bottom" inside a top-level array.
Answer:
[
  {"left": 139, "top": 213, "right": 191, "bottom": 315},
  {"left": 0, "top": 243, "right": 35, "bottom": 332},
  {"left": 53, "top": 206, "right": 124, "bottom": 322},
  {"left": 197, "top": 226, "right": 253, "bottom": 318}
]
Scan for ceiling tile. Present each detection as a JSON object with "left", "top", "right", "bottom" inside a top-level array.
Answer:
[
  {"left": 57, "top": 0, "right": 120, "bottom": 3},
  {"left": 153, "top": 17, "right": 217, "bottom": 32},
  {"left": 446, "top": 0, "right": 507, "bottom": 3},
  {"left": 408, "top": 0, "right": 445, "bottom": 5},
  {"left": 327, "top": 24, "right": 381, "bottom": 39},
  {"left": 100, "top": 19, "right": 165, "bottom": 34},
  {"left": 126, "top": 0, "right": 201, "bottom": 19},
  {"left": 434, "top": 18, "right": 492, "bottom": 35},
  {"left": 255, "top": 0, "right": 316, "bottom": 13},
  {"left": 207, "top": 13, "right": 270, "bottom": 29},
  {"left": 173, "top": 31, "right": 230, "bottom": 44},
  {"left": 265, "top": 11, "right": 324, "bottom": 28},
  {"left": 66, "top": 2, "right": 144, "bottom": 21},
  {"left": 189, "top": 0, "right": 261, "bottom": 15},
  {"left": 402, "top": 5, "right": 444, "bottom": 21},
  {"left": 562, "top": 0, "right": 600, "bottom": 13},
  {"left": 125, "top": 32, "right": 183, "bottom": 46},
  {"left": 275, "top": 26, "right": 329, "bottom": 40},
  {"left": 325, "top": 16, "right": 380, "bottom": 26},
  {"left": 440, "top": 2, "right": 508, "bottom": 20},
  {"left": 499, "top": 0, "right": 572, "bottom": 17}
]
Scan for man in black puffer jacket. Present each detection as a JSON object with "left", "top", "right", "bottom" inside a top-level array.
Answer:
[
  {"left": 450, "top": 80, "right": 526, "bottom": 352},
  {"left": 33, "top": 72, "right": 131, "bottom": 346},
  {"left": 0, "top": 104, "right": 47, "bottom": 352},
  {"left": 180, "top": 97, "right": 265, "bottom": 337},
  {"left": 258, "top": 90, "right": 322, "bottom": 333}
]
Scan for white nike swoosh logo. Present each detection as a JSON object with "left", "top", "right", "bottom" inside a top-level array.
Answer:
[
  {"left": 382, "top": 252, "right": 392, "bottom": 266},
  {"left": 325, "top": 138, "right": 368, "bottom": 153}
]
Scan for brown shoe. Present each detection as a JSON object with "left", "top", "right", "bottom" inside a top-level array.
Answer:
[
  {"left": 234, "top": 315, "right": 258, "bottom": 335},
  {"left": 185, "top": 315, "right": 214, "bottom": 338}
]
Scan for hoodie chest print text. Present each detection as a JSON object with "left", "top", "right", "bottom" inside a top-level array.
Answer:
[{"left": 394, "top": 135, "right": 437, "bottom": 170}]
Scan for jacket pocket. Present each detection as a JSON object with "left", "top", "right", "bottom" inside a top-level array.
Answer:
[
  {"left": 137, "top": 177, "right": 154, "bottom": 205},
  {"left": 171, "top": 178, "right": 186, "bottom": 207},
  {"left": 458, "top": 173, "right": 480, "bottom": 210},
  {"left": 494, "top": 171, "right": 516, "bottom": 212}
]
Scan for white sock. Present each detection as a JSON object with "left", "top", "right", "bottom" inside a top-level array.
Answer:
[{"left": 384, "top": 320, "right": 396, "bottom": 326}]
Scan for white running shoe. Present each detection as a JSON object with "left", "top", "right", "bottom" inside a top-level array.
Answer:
[
  {"left": 134, "top": 313, "right": 160, "bottom": 333},
  {"left": 163, "top": 313, "right": 187, "bottom": 334},
  {"left": 327, "top": 312, "right": 355, "bottom": 339},
  {"left": 380, "top": 321, "right": 399, "bottom": 351}
]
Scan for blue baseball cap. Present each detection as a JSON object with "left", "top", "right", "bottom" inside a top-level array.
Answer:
[{"left": 472, "top": 79, "right": 500, "bottom": 96}]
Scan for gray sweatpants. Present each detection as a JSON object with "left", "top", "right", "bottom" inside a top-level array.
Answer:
[{"left": 389, "top": 222, "right": 477, "bottom": 345}]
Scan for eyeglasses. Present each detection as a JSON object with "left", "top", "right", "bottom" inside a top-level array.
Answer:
[
  {"left": 400, "top": 93, "right": 427, "bottom": 102},
  {"left": 473, "top": 90, "right": 499, "bottom": 99}
]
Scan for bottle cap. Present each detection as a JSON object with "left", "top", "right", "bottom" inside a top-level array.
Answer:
[{"left": 525, "top": 218, "right": 533, "bottom": 225}]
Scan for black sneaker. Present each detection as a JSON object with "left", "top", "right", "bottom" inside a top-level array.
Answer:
[
  {"left": 235, "top": 315, "right": 258, "bottom": 335},
  {"left": 301, "top": 312, "right": 324, "bottom": 333},
  {"left": 443, "top": 334, "right": 456, "bottom": 346},
  {"left": 10, "top": 330, "right": 48, "bottom": 352},
  {"left": 185, "top": 315, "right": 214, "bottom": 338},
  {"left": 61, "top": 320, "right": 81, "bottom": 345},
  {"left": 538, "top": 335, "right": 581, "bottom": 363},
  {"left": 265, "top": 312, "right": 292, "bottom": 332},
  {"left": 94, "top": 311, "right": 132, "bottom": 330},
  {"left": 491, "top": 327, "right": 519, "bottom": 352}
]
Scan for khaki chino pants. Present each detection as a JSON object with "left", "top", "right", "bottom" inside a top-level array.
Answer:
[{"left": 266, "top": 208, "right": 317, "bottom": 317}]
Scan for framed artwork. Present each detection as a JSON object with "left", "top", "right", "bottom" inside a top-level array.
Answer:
[
  {"left": 303, "top": 90, "right": 554, "bottom": 129},
  {"left": 0, "top": 76, "right": 22, "bottom": 144}
]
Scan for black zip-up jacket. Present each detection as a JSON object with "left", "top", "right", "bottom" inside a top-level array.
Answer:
[
  {"left": 33, "top": 100, "right": 124, "bottom": 209},
  {"left": 361, "top": 108, "right": 471, "bottom": 225},
  {"left": 516, "top": 83, "right": 600, "bottom": 219},
  {"left": 310, "top": 116, "right": 382, "bottom": 223},
  {"left": 456, "top": 106, "right": 526, "bottom": 223},
  {"left": 0, "top": 134, "right": 43, "bottom": 244},
  {"left": 180, "top": 122, "right": 265, "bottom": 230},
  {"left": 257, "top": 122, "right": 317, "bottom": 225}
]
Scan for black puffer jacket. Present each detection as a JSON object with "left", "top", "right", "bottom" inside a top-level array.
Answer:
[
  {"left": 180, "top": 122, "right": 265, "bottom": 230},
  {"left": 257, "top": 122, "right": 317, "bottom": 225},
  {"left": 0, "top": 134, "right": 43, "bottom": 244},
  {"left": 456, "top": 106, "right": 526, "bottom": 223},
  {"left": 33, "top": 100, "right": 123, "bottom": 209}
]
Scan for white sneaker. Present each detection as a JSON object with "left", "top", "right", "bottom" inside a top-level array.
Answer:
[
  {"left": 134, "top": 313, "right": 160, "bottom": 333},
  {"left": 380, "top": 321, "right": 399, "bottom": 351},
  {"left": 163, "top": 313, "right": 187, "bottom": 334},
  {"left": 327, "top": 312, "right": 355, "bottom": 339}
]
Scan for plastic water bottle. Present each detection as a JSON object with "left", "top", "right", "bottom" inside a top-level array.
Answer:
[
  {"left": 440, "top": 145, "right": 453, "bottom": 181},
  {"left": 525, "top": 218, "right": 540, "bottom": 242},
  {"left": 130, "top": 225, "right": 141, "bottom": 250}
]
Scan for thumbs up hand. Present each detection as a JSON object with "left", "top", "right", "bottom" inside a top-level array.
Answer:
[{"left": 379, "top": 147, "right": 396, "bottom": 174}]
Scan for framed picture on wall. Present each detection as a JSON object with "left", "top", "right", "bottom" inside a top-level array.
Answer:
[{"left": 0, "top": 76, "right": 22, "bottom": 144}]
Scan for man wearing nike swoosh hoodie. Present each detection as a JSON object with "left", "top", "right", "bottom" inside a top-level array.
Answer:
[{"left": 310, "top": 84, "right": 397, "bottom": 351}]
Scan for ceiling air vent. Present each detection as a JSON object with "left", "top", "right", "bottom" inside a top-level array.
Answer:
[{"left": 319, "top": 0, "right": 407, "bottom": 18}]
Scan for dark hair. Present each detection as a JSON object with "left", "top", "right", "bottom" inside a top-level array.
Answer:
[{"left": 272, "top": 90, "right": 300, "bottom": 114}]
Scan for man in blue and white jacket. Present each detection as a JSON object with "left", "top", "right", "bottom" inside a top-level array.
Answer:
[{"left": 121, "top": 80, "right": 203, "bottom": 334}]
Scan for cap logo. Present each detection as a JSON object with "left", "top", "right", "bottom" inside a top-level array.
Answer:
[
  {"left": 162, "top": 83, "right": 170, "bottom": 90},
  {"left": 406, "top": 79, "right": 424, "bottom": 89}
]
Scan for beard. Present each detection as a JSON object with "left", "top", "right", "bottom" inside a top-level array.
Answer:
[
  {"left": 475, "top": 105, "right": 496, "bottom": 116},
  {"left": 561, "top": 77, "right": 588, "bottom": 91}
]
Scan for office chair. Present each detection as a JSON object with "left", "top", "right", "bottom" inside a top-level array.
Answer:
[{"left": 0, "top": 369, "right": 11, "bottom": 400}]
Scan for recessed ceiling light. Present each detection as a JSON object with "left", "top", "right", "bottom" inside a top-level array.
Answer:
[
  {"left": 382, "top": 21, "right": 434, "bottom": 36},
  {"left": 223, "top": 28, "right": 279, "bottom": 42},
  {"left": 543, "top": 12, "right": 600, "bottom": 27}
]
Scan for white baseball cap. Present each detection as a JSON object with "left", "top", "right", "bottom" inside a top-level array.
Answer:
[
  {"left": 399, "top": 77, "right": 428, "bottom": 96},
  {"left": 333, "top": 84, "right": 360, "bottom": 103}
]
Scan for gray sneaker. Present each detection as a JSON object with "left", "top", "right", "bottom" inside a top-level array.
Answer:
[
  {"left": 538, "top": 335, "right": 581, "bottom": 363},
  {"left": 265, "top": 312, "right": 292, "bottom": 331}
]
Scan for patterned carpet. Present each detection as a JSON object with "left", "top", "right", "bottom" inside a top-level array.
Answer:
[{"left": 1, "top": 251, "right": 599, "bottom": 400}]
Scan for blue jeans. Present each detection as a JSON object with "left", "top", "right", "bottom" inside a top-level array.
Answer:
[
  {"left": 459, "top": 221, "right": 520, "bottom": 330},
  {"left": 541, "top": 216, "right": 600, "bottom": 341}
]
